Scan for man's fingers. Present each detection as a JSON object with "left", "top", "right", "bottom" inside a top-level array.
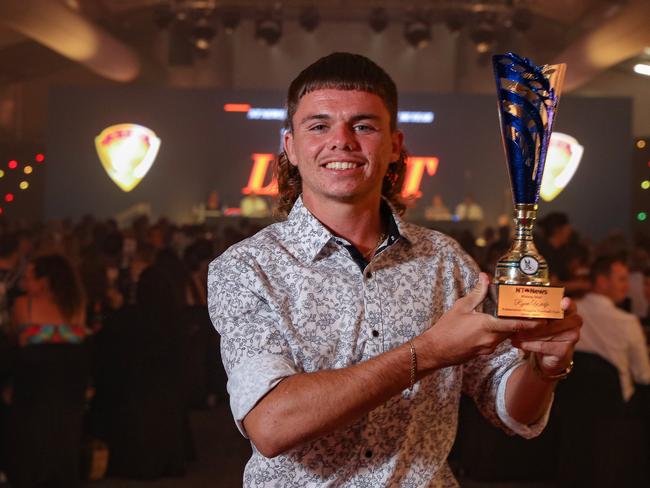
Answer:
[
  {"left": 485, "top": 316, "right": 543, "bottom": 333},
  {"left": 511, "top": 313, "right": 582, "bottom": 341},
  {"left": 561, "top": 296, "right": 577, "bottom": 315},
  {"left": 511, "top": 328, "right": 580, "bottom": 355},
  {"left": 456, "top": 272, "right": 490, "bottom": 313}
]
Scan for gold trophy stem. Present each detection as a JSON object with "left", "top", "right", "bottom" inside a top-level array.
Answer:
[
  {"left": 494, "top": 204, "right": 549, "bottom": 286},
  {"left": 513, "top": 204, "right": 537, "bottom": 241}
]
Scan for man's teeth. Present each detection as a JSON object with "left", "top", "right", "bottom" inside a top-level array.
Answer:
[{"left": 324, "top": 162, "right": 361, "bottom": 170}]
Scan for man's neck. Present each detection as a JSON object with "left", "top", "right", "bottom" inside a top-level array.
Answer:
[{"left": 302, "top": 194, "right": 385, "bottom": 253}]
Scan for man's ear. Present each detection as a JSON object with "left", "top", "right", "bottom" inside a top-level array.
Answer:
[
  {"left": 284, "top": 130, "right": 297, "bottom": 167},
  {"left": 391, "top": 129, "right": 404, "bottom": 161}
]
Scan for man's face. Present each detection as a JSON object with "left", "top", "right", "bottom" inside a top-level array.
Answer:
[
  {"left": 598, "top": 261, "right": 630, "bottom": 304},
  {"left": 284, "top": 89, "right": 402, "bottom": 209}
]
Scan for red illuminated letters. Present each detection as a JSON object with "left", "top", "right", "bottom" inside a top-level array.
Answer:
[
  {"left": 400, "top": 157, "right": 439, "bottom": 199},
  {"left": 242, "top": 153, "right": 278, "bottom": 195},
  {"left": 242, "top": 153, "right": 440, "bottom": 198}
]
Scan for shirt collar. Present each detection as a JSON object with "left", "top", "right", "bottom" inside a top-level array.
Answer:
[{"left": 285, "top": 196, "right": 412, "bottom": 262}]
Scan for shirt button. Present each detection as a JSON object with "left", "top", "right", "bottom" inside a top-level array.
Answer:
[
  {"left": 365, "top": 271, "right": 372, "bottom": 279},
  {"left": 364, "top": 449, "right": 373, "bottom": 458},
  {"left": 371, "top": 329, "right": 379, "bottom": 338}
]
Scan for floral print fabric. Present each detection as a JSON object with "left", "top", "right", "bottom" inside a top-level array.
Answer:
[{"left": 208, "top": 197, "right": 547, "bottom": 488}]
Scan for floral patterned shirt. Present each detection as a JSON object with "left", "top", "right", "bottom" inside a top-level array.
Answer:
[{"left": 208, "top": 197, "right": 547, "bottom": 488}]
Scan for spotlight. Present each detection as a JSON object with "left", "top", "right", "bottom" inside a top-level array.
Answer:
[
  {"left": 255, "top": 15, "right": 282, "bottom": 46},
  {"left": 191, "top": 17, "right": 216, "bottom": 51},
  {"left": 444, "top": 7, "right": 466, "bottom": 33},
  {"left": 470, "top": 13, "right": 498, "bottom": 54},
  {"left": 369, "top": 8, "right": 388, "bottom": 33},
  {"left": 299, "top": 6, "right": 320, "bottom": 33},
  {"left": 221, "top": 7, "right": 241, "bottom": 34},
  {"left": 404, "top": 18, "right": 431, "bottom": 49}
]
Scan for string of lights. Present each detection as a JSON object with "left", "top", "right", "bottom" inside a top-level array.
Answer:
[{"left": 0, "top": 153, "right": 45, "bottom": 215}]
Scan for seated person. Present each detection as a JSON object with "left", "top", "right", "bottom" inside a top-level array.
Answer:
[
  {"left": 424, "top": 194, "right": 452, "bottom": 221},
  {"left": 454, "top": 195, "right": 483, "bottom": 221},
  {"left": 240, "top": 192, "right": 270, "bottom": 218},
  {"left": 576, "top": 256, "right": 650, "bottom": 403}
]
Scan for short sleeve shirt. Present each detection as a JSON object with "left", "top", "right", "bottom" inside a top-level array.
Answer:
[{"left": 208, "top": 197, "right": 546, "bottom": 488}]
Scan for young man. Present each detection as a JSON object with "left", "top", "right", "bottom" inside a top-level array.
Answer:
[
  {"left": 208, "top": 52, "right": 581, "bottom": 487},
  {"left": 576, "top": 256, "right": 650, "bottom": 402}
]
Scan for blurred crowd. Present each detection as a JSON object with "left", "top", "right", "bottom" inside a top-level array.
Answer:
[
  {"left": 0, "top": 210, "right": 648, "bottom": 487},
  {"left": 0, "top": 214, "right": 267, "bottom": 487}
]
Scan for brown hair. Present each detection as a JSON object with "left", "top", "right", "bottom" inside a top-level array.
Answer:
[
  {"left": 589, "top": 255, "right": 627, "bottom": 283},
  {"left": 33, "top": 254, "right": 85, "bottom": 321},
  {"left": 275, "top": 52, "right": 407, "bottom": 217}
]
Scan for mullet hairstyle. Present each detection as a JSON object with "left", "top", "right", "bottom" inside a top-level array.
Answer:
[{"left": 274, "top": 52, "right": 407, "bottom": 217}]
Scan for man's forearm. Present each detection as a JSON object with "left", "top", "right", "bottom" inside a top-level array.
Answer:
[
  {"left": 504, "top": 360, "right": 556, "bottom": 425},
  {"left": 243, "top": 341, "right": 415, "bottom": 458}
]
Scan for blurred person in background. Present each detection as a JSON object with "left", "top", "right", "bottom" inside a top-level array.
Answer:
[
  {"left": 538, "top": 212, "right": 591, "bottom": 296},
  {"left": 627, "top": 239, "right": 650, "bottom": 320},
  {"left": 575, "top": 256, "right": 650, "bottom": 404},
  {"left": 0, "top": 234, "right": 22, "bottom": 332},
  {"left": 424, "top": 194, "right": 452, "bottom": 221},
  {"left": 90, "top": 265, "right": 187, "bottom": 479},
  {"left": 454, "top": 195, "right": 484, "bottom": 221},
  {"left": 240, "top": 191, "right": 271, "bottom": 218},
  {"left": 5, "top": 254, "right": 89, "bottom": 488},
  {"left": 640, "top": 269, "right": 650, "bottom": 339}
]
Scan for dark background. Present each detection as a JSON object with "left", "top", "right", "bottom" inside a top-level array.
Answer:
[{"left": 43, "top": 86, "right": 631, "bottom": 239}]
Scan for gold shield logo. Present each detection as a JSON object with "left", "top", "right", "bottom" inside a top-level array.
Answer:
[
  {"left": 540, "top": 132, "right": 584, "bottom": 202},
  {"left": 95, "top": 124, "right": 161, "bottom": 192}
]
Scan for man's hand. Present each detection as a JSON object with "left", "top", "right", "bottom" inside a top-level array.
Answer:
[
  {"left": 510, "top": 297, "right": 582, "bottom": 376},
  {"left": 417, "top": 273, "right": 545, "bottom": 373}
]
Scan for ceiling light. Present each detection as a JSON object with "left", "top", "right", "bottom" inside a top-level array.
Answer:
[
  {"left": 470, "top": 14, "right": 498, "bottom": 54},
  {"left": 299, "top": 6, "right": 320, "bottom": 33},
  {"left": 404, "top": 18, "right": 431, "bottom": 49},
  {"left": 255, "top": 15, "right": 282, "bottom": 46},
  {"left": 633, "top": 63, "right": 650, "bottom": 76},
  {"left": 221, "top": 7, "right": 241, "bottom": 34},
  {"left": 369, "top": 8, "right": 389, "bottom": 33},
  {"left": 444, "top": 8, "right": 466, "bottom": 33},
  {"left": 192, "top": 17, "right": 216, "bottom": 51}
]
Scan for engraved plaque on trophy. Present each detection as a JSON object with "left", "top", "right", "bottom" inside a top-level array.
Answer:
[{"left": 491, "top": 53, "right": 566, "bottom": 319}]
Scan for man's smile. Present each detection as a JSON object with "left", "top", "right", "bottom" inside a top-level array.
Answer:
[{"left": 321, "top": 161, "right": 365, "bottom": 170}]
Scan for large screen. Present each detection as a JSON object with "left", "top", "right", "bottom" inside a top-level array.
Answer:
[{"left": 46, "top": 86, "right": 631, "bottom": 239}]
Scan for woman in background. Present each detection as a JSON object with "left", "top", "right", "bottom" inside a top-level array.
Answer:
[{"left": 5, "top": 254, "right": 89, "bottom": 488}]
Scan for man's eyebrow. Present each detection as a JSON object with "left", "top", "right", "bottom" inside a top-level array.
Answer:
[
  {"left": 298, "top": 113, "right": 382, "bottom": 125},
  {"left": 299, "top": 114, "right": 330, "bottom": 125}
]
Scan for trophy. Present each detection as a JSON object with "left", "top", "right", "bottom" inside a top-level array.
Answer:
[{"left": 491, "top": 53, "right": 566, "bottom": 319}]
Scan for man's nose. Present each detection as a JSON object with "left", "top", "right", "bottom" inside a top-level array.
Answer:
[{"left": 329, "top": 125, "right": 359, "bottom": 151}]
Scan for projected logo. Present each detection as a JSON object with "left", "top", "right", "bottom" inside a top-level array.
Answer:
[
  {"left": 540, "top": 132, "right": 584, "bottom": 202},
  {"left": 95, "top": 124, "right": 161, "bottom": 192}
]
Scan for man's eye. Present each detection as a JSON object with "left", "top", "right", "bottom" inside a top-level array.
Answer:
[
  {"left": 308, "top": 124, "right": 327, "bottom": 131},
  {"left": 354, "top": 124, "right": 375, "bottom": 132}
]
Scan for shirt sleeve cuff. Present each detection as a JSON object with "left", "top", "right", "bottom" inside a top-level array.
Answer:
[
  {"left": 227, "top": 354, "right": 299, "bottom": 438},
  {"left": 496, "top": 361, "right": 553, "bottom": 439}
]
